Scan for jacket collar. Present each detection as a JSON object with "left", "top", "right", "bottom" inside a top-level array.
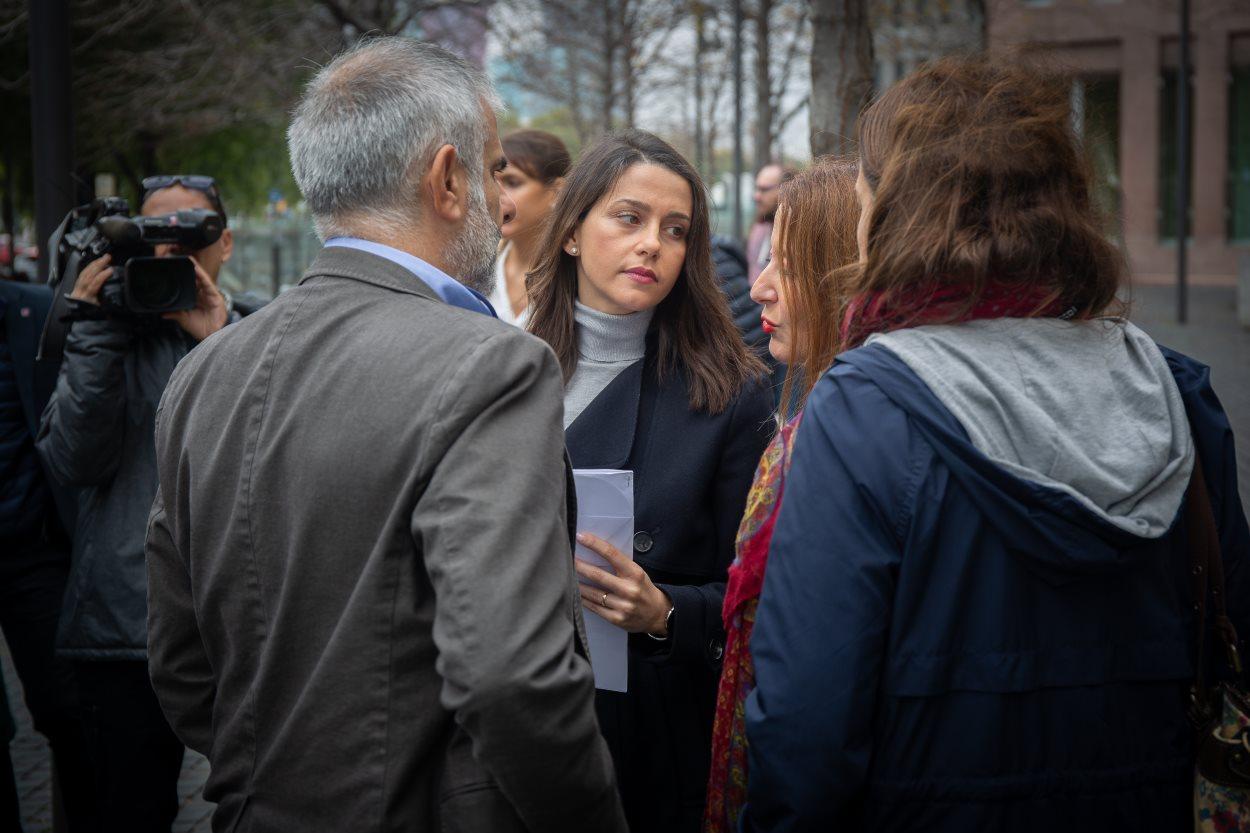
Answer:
[
  {"left": 562, "top": 330, "right": 660, "bottom": 470},
  {"left": 564, "top": 344, "right": 651, "bottom": 470},
  {"left": 298, "top": 245, "right": 442, "bottom": 303}
]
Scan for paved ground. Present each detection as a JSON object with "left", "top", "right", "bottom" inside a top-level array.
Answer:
[
  {"left": 3, "top": 639, "right": 215, "bottom": 832},
  {"left": 2, "top": 281, "right": 1245, "bottom": 833}
]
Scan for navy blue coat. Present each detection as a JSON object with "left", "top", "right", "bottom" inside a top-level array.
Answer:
[
  {"left": 567, "top": 339, "right": 773, "bottom": 833},
  {"left": 0, "top": 280, "right": 74, "bottom": 537},
  {"left": 744, "top": 342, "right": 1250, "bottom": 832}
]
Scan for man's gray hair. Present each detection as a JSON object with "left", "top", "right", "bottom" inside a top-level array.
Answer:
[{"left": 288, "top": 37, "right": 502, "bottom": 240}]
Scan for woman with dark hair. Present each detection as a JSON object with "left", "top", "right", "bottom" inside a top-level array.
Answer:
[
  {"left": 527, "top": 129, "right": 772, "bottom": 833},
  {"left": 744, "top": 56, "right": 1250, "bottom": 832},
  {"left": 492, "top": 129, "right": 571, "bottom": 325},
  {"left": 703, "top": 159, "right": 860, "bottom": 833}
]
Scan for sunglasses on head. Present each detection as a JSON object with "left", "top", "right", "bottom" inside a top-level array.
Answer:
[{"left": 141, "top": 175, "right": 227, "bottom": 224}]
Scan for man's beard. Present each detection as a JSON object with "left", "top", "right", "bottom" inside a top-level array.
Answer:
[{"left": 443, "top": 179, "right": 501, "bottom": 296}]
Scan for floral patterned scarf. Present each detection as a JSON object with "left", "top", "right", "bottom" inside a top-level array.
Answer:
[{"left": 704, "top": 414, "right": 801, "bottom": 833}]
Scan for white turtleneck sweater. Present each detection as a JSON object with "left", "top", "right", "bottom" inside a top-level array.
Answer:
[{"left": 563, "top": 300, "right": 653, "bottom": 430}]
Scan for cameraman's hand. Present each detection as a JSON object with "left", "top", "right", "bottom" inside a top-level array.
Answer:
[
  {"left": 70, "top": 254, "right": 112, "bottom": 305},
  {"left": 163, "top": 258, "right": 227, "bottom": 342}
]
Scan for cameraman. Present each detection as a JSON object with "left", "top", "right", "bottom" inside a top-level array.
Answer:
[{"left": 36, "top": 175, "right": 236, "bottom": 833}]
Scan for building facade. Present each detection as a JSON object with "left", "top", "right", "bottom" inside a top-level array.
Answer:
[
  {"left": 873, "top": 0, "right": 985, "bottom": 91},
  {"left": 990, "top": 0, "right": 1250, "bottom": 285}
]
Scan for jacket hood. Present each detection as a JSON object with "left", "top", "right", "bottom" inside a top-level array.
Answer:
[{"left": 854, "top": 318, "right": 1194, "bottom": 578}]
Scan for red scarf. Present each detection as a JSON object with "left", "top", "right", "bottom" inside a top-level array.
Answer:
[{"left": 840, "top": 280, "right": 1075, "bottom": 350}]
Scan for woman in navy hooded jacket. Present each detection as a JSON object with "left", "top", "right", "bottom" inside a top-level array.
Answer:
[{"left": 743, "top": 56, "right": 1250, "bottom": 833}]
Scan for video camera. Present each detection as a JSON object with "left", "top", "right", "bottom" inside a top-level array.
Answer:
[
  {"left": 36, "top": 197, "right": 225, "bottom": 365},
  {"left": 48, "top": 197, "right": 223, "bottom": 321}
]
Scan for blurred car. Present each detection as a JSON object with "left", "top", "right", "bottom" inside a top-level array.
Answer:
[{"left": 1, "top": 234, "right": 40, "bottom": 281}]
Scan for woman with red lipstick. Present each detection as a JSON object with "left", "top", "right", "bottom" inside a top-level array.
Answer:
[
  {"left": 527, "top": 129, "right": 773, "bottom": 833},
  {"left": 743, "top": 57, "right": 1250, "bottom": 832},
  {"left": 703, "top": 159, "right": 861, "bottom": 833}
]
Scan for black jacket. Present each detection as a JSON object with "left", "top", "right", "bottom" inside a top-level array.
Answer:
[
  {"left": 0, "top": 280, "right": 73, "bottom": 540},
  {"left": 712, "top": 236, "right": 784, "bottom": 404},
  {"left": 711, "top": 236, "right": 763, "bottom": 347},
  {"left": 37, "top": 317, "right": 197, "bottom": 659},
  {"left": 566, "top": 339, "right": 773, "bottom": 833}
]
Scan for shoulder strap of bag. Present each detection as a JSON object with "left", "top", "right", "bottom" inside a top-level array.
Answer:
[{"left": 1187, "top": 453, "right": 1243, "bottom": 724}]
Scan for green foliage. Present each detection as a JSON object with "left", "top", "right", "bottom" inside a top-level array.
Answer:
[
  {"left": 154, "top": 123, "right": 299, "bottom": 217},
  {"left": 527, "top": 107, "right": 586, "bottom": 159}
]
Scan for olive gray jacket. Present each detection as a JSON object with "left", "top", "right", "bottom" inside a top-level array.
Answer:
[{"left": 145, "top": 246, "right": 625, "bottom": 832}]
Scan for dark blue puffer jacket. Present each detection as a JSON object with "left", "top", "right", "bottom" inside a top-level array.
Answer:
[{"left": 744, "top": 321, "right": 1250, "bottom": 833}]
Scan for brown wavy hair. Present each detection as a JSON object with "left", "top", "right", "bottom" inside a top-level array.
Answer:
[
  {"left": 774, "top": 158, "right": 860, "bottom": 415},
  {"left": 842, "top": 54, "right": 1124, "bottom": 347},
  {"left": 526, "top": 129, "right": 765, "bottom": 413}
]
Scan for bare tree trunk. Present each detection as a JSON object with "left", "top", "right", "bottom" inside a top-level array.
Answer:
[
  {"left": 621, "top": 0, "right": 637, "bottom": 127},
  {"left": 969, "top": 0, "right": 988, "bottom": 49},
  {"left": 600, "top": 1, "right": 617, "bottom": 135},
  {"left": 564, "top": 45, "right": 591, "bottom": 146},
  {"left": 694, "top": 1, "right": 706, "bottom": 174},
  {"left": 808, "top": 0, "right": 873, "bottom": 157},
  {"left": 753, "top": 0, "right": 773, "bottom": 169}
]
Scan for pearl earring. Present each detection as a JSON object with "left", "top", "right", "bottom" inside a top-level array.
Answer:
[{"left": 570, "top": 245, "right": 579, "bottom": 255}]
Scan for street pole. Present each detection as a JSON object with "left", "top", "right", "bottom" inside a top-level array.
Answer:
[
  {"left": 28, "top": 0, "right": 75, "bottom": 284},
  {"left": 1176, "top": 0, "right": 1191, "bottom": 323},
  {"left": 732, "top": 0, "right": 744, "bottom": 243}
]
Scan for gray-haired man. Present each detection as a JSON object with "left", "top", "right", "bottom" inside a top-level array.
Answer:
[{"left": 144, "top": 38, "right": 627, "bottom": 832}]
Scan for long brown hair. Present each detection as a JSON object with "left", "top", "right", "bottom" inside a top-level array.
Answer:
[
  {"left": 774, "top": 158, "right": 860, "bottom": 415},
  {"left": 843, "top": 54, "right": 1124, "bottom": 348},
  {"left": 527, "top": 129, "right": 764, "bottom": 413}
]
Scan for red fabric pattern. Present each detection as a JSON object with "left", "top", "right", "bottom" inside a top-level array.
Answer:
[
  {"left": 704, "top": 416, "right": 800, "bottom": 833},
  {"left": 840, "top": 280, "right": 1073, "bottom": 350}
]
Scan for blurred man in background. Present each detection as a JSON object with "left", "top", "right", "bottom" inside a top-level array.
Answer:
[{"left": 745, "top": 163, "right": 795, "bottom": 285}]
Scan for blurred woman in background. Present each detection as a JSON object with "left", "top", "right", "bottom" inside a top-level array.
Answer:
[{"left": 491, "top": 129, "right": 570, "bottom": 325}]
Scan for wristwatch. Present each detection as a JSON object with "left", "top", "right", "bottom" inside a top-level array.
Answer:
[{"left": 647, "top": 605, "right": 675, "bottom": 642}]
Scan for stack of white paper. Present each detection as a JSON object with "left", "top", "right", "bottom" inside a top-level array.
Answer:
[{"left": 572, "top": 469, "right": 634, "bottom": 693}]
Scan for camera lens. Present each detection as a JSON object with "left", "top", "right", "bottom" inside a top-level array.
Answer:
[
  {"left": 130, "top": 272, "right": 181, "bottom": 308},
  {"left": 124, "top": 257, "right": 197, "bottom": 314}
]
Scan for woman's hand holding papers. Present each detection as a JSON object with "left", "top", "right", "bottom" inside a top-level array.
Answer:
[{"left": 575, "top": 532, "right": 673, "bottom": 636}]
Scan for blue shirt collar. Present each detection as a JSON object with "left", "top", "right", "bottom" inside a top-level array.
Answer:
[{"left": 324, "top": 237, "right": 496, "bottom": 318}]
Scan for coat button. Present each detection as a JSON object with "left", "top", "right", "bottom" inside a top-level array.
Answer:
[
  {"left": 709, "top": 640, "right": 724, "bottom": 662},
  {"left": 633, "top": 531, "right": 654, "bottom": 553}
]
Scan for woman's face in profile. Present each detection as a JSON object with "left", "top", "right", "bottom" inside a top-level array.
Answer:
[
  {"left": 749, "top": 209, "right": 794, "bottom": 365},
  {"left": 565, "top": 162, "right": 692, "bottom": 316},
  {"left": 499, "top": 164, "right": 560, "bottom": 241}
]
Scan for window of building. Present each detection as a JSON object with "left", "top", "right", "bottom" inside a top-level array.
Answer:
[
  {"left": 1075, "top": 76, "right": 1122, "bottom": 238},
  {"left": 1230, "top": 40, "right": 1250, "bottom": 242},
  {"left": 1159, "top": 66, "right": 1193, "bottom": 241}
]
